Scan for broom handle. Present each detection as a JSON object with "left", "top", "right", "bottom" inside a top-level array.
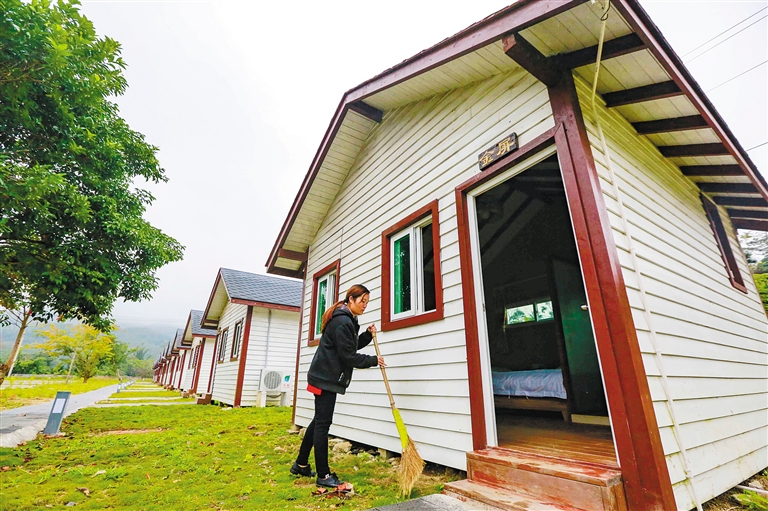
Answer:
[{"left": 371, "top": 331, "right": 397, "bottom": 409}]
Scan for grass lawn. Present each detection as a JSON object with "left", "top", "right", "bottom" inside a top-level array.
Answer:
[
  {"left": 0, "top": 405, "right": 460, "bottom": 510},
  {"left": 107, "top": 390, "right": 183, "bottom": 398},
  {"left": 0, "top": 376, "right": 120, "bottom": 410}
]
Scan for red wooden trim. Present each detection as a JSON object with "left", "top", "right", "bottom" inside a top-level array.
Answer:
[
  {"left": 265, "top": 0, "right": 587, "bottom": 274},
  {"left": 230, "top": 298, "right": 301, "bottom": 313},
  {"left": 233, "top": 306, "right": 254, "bottom": 407},
  {"left": 702, "top": 195, "right": 748, "bottom": 293},
  {"left": 680, "top": 165, "right": 743, "bottom": 177},
  {"left": 348, "top": 101, "right": 383, "bottom": 123},
  {"left": 658, "top": 143, "right": 729, "bottom": 157},
  {"left": 177, "top": 351, "right": 186, "bottom": 389},
  {"left": 502, "top": 32, "right": 560, "bottom": 87},
  {"left": 346, "top": 0, "right": 587, "bottom": 103},
  {"left": 714, "top": 197, "right": 768, "bottom": 208},
  {"left": 206, "top": 335, "right": 219, "bottom": 395},
  {"left": 201, "top": 270, "right": 224, "bottom": 325},
  {"left": 381, "top": 200, "right": 444, "bottom": 332},
  {"left": 602, "top": 80, "right": 681, "bottom": 107},
  {"left": 557, "top": 33, "right": 646, "bottom": 69},
  {"left": 698, "top": 183, "right": 759, "bottom": 194},
  {"left": 308, "top": 259, "right": 341, "bottom": 345},
  {"left": 549, "top": 72, "right": 676, "bottom": 511},
  {"left": 454, "top": 128, "right": 558, "bottom": 451},
  {"left": 733, "top": 218, "right": 768, "bottom": 231},
  {"left": 268, "top": 266, "right": 305, "bottom": 279},
  {"left": 278, "top": 248, "right": 308, "bottom": 262},
  {"left": 632, "top": 115, "right": 708, "bottom": 135},
  {"left": 292, "top": 271, "right": 307, "bottom": 425},
  {"left": 191, "top": 341, "right": 206, "bottom": 394},
  {"left": 613, "top": 0, "right": 768, "bottom": 204},
  {"left": 728, "top": 209, "right": 768, "bottom": 220}
]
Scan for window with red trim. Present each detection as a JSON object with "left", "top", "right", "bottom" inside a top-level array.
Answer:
[
  {"left": 308, "top": 260, "right": 340, "bottom": 346},
  {"left": 701, "top": 194, "right": 747, "bottom": 293},
  {"left": 217, "top": 328, "right": 229, "bottom": 363},
  {"left": 382, "top": 200, "right": 443, "bottom": 331},
  {"left": 230, "top": 320, "right": 244, "bottom": 360}
]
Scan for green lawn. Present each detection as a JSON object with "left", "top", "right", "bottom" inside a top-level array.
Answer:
[
  {"left": 0, "top": 376, "right": 120, "bottom": 410},
  {"left": 0, "top": 405, "right": 458, "bottom": 510},
  {"left": 106, "top": 389, "right": 182, "bottom": 399}
]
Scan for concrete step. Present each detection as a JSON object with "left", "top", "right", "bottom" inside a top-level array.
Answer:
[{"left": 444, "top": 480, "right": 575, "bottom": 511}]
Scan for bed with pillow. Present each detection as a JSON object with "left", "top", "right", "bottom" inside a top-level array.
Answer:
[{"left": 492, "top": 367, "right": 571, "bottom": 421}]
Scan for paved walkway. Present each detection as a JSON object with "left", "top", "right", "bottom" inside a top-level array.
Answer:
[
  {"left": 367, "top": 494, "right": 499, "bottom": 511},
  {"left": 0, "top": 384, "right": 119, "bottom": 447}
]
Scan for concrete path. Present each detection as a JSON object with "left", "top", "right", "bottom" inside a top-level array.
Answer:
[
  {"left": 0, "top": 384, "right": 119, "bottom": 448},
  {"left": 367, "top": 494, "right": 501, "bottom": 511}
]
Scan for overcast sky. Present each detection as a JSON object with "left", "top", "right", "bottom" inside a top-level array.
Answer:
[{"left": 76, "top": 0, "right": 768, "bottom": 328}]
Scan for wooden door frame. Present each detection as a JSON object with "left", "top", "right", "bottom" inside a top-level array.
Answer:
[{"left": 456, "top": 75, "right": 674, "bottom": 511}]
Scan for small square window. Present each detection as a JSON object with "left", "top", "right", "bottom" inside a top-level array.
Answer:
[
  {"left": 504, "top": 299, "right": 555, "bottom": 327},
  {"left": 217, "top": 328, "right": 228, "bottom": 363},
  {"left": 230, "top": 320, "right": 244, "bottom": 360},
  {"left": 506, "top": 304, "right": 535, "bottom": 325}
]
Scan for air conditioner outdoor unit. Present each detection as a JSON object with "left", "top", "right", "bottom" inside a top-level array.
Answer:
[{"left": 257, "top": 369, "right": 292, "bottom": 407}]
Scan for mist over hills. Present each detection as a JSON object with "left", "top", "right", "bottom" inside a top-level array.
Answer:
[{"left": 0, "top": 322, "right": 178, "bottom": 363}]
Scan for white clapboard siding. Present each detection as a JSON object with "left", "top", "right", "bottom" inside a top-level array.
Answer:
[
  {"left": 210, "top": 302, "right": 249, "bottom": 406},
  {"left": 180, "top": 350, "right": 195, "bottom": 391},
  {"left": 295, "top": 67, "right": 555, "bottom": 471},
  {"left": 240, "top": 307, "right": 300, "bottom": 407},
  {"left": 575, "top": 75, "right": 768, "bottom": 510},
  {"left": 195, "top": 338, "right": 215, "bottom": 395}
]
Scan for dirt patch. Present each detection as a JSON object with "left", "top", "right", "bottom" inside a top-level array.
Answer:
[{"left": 95, "top": 428, "right": 165, "bottom": 436}]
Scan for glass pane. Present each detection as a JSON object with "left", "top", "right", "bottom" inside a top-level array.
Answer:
[
  {"left": 421, "top": 223, "right": 436, "bottom": 312},
  {"left": 394, "top": 234, "right": 411, "bottom": 314},
  {"left": 536, "top": 300, "right": 554, "bottom": 321},
  {"left": 315, "top": 279, "right": 327, "bottom": 336},
  {"left": 505, "top": 304, "right": 535, "bottom": 325}
]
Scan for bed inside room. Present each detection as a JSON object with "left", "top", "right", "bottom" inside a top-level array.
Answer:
[{"left": 474, "top": 154, "right": 611, "bottom": 447}]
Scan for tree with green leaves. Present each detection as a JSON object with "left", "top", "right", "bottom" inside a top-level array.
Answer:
[
  {"left": 35, "top": 323, "right": 115, "bottom": 383},
  {"left": 739, "top": 231, "right": 768, "bottom": 274},
  {"left": 0, "top": 0, "right": 184, "bottom": 383}
]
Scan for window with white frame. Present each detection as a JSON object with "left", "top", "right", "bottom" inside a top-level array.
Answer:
[
  {"left": 230, "top": 320, "right": 244, "bottom": 360},
  {"left": 217, "top": 328, "right": 228, "bottom": 363},
  {"left": 391, "top": 217, "right": 437, "bottom": 319},
  {"left": 313, "top": 271, "right": 336, "bottom": 338}
]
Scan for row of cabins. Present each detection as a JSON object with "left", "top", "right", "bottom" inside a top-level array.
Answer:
[
  {"left": 259, "top": 1, "right": 767, "bottom": 511},
  {"left": 153, "top": 268, "right": 303, "bottom": 407},
  {"left": 152, "top": 2, "right": 766, "bottom": 510}
]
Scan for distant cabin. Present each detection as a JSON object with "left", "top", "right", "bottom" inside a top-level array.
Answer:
[
  {"left": 265, "top": 1, "right": 768, "bottom": 510},
  {"left": 182, "top": 309, "right": 218, "bottom": 398},
  {"left": 201, "top": 268, "right": 302, "bottom": 407}
]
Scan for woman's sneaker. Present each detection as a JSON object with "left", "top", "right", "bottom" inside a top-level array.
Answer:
[
  {"left": 316, "top": 472, "right": 344, "bottom": 488},
  {"left": 290, "top": 462, "right": 316, "bottom": 477}
]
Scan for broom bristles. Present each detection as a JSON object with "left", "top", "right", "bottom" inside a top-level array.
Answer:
[{"left": 398, "top": 436, "right": 425, "bottom": 498}]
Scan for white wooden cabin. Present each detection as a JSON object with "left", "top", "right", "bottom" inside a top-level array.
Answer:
[
  {"left": 182, "top": 309, "right": 218, "bottom": 397},
  {"left": 201, "top": 268, "right": 302, "bottom": 407},
  {"left": 266, "top": 2, "right": 768, "bottom": 510},
  {"left": 168, "top": 329, "right": 187, "bottom": 390}
]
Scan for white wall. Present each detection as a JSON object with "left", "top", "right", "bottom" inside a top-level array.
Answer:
[
  {"left": 240, "top": 307, "right": 300, "bottom": 407},
  {"left": 575, "top": 76, "right": 768, "bottom": 510},
  {"left": 296, "top": 66, "right": 555, "bottom": 470},
  {"left": 210, "top": 302, "right": 249, "bottom": 405}
]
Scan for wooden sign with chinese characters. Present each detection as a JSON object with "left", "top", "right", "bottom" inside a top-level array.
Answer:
[{"left": 478, "top": 132, "right": 518, "bottom": 170}]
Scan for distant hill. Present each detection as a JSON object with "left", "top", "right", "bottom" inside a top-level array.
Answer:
[{"left": 0, "top": 322, "right": 178, "bottom": 363}]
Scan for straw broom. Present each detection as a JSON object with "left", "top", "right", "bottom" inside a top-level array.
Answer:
[{"left": 371, "top": 331, "right": 424, "bottom": 497}]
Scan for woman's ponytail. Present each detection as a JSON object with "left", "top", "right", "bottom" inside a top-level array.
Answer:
[{"left": 320, "top": 284, "right": 370, "bottom": 333}]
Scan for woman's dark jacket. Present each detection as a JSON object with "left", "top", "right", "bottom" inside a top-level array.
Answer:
[{"left": 307, "top": 306, "right": 378, "bottom": 395}]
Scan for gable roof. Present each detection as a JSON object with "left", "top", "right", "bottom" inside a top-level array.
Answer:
[
  {"left": 266, "top": 0, "right": 768, "bottom": 277},
  {"left": 183, "top": 309, "right": 217, "bottom": 342},
  {"left": 202, "top": 267, "right": 303, "bottom": 326}
]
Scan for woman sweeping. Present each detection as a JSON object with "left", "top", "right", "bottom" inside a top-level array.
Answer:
[{"left": 291, "top": 284, "right": 385, "bottom": 488}]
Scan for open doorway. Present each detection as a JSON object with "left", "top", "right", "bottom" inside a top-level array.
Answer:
[{"left": 473, "top": 152, "right": 615, "bottom": 464}]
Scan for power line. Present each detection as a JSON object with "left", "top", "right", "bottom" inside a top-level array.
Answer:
[
  {"left": 705, "top": 59, "right": 768, "bottom": 93},
  {"left": 686, "top": 15, "right": 767, "bottom": 63},
  {"left": 682, "top": 6, "right": 768, "bottom": 57},
  {"left": 746, "top": 141, "right": 768, "bottom": 152}
]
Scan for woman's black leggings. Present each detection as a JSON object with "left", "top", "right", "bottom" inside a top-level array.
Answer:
[{"left": 296, "top": 390, "right": 337, "bottom": 477}]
